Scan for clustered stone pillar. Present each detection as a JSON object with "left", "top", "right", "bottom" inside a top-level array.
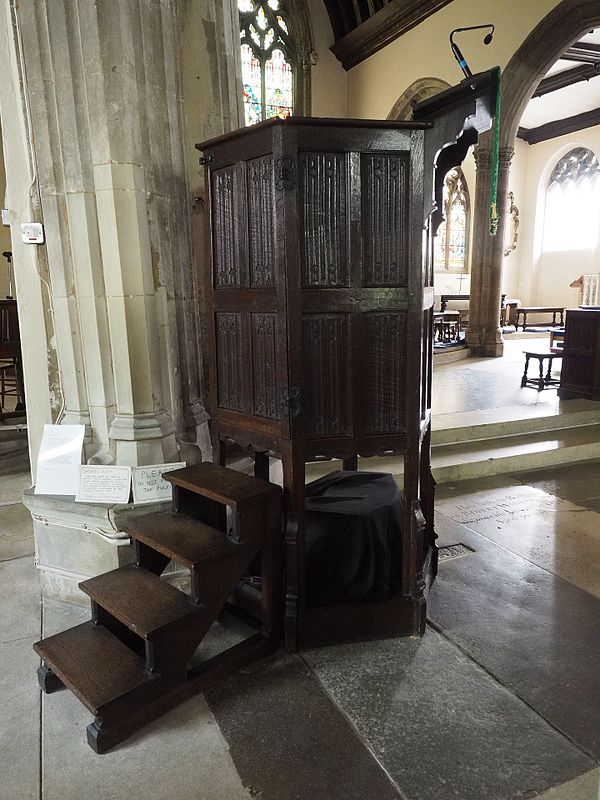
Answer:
[
  {"left": 467, "top": 142, "right": 514, "bottom": 357},
  {"left": 14, "top": 0, "right": 216, "bottom": 468},
  {"left": 4, "top": 0, "right": 245, "bottom": 600}
]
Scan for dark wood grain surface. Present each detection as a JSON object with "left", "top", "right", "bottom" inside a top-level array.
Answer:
[
  {"left": 79, "top": 565, "right": 203, "bottom": 639},
  {"left": 34, "top": 622, "right": 150, "bottom": 715},
  {"left": 124, "top": 511, "right": 236, "bottom": 568}
]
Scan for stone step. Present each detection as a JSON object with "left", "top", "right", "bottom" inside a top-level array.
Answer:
[
  {"left": 305, "top": 416, "right": 600, "bottom": 486},
  {"left": 432, "top": 399, "right": 600, "bottom": 446},
  {"left": 430, "top": 422, "right": 600, "bottom": 483}
]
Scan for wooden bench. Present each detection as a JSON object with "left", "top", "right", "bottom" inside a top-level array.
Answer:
[{"left": 515, "top": 306, "right": 564, "bottom": 331}]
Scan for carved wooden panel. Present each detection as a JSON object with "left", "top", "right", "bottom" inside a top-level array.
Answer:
[
  {"left": 362, "top": 153, "right": 409, "bottom": 286},
  {"left": 212, "top": 166, "right": 241, "bottom": 287},
  {"left": 300, "top": 153, "right": 348, "bottom": 287},
  {"left": 363, "top": 313, "right": 406, "bottom": 434},
  {"left": 566, "top": 316, "right": 593, "bottom": 350},
  {"left": 302, "top": 314, "right": 350, "bottom": 438},
  {"left": 251, "top": 313, "right": 279, "bottom": 418},
  {"left": 215, "top": 313, "right": 243, "bottom": 411},
  {"left": 562, "top": 356, "right": 592, "bottom": 391},
  {"left": 247, "top": 156, "right": 275, "bottom": 287}
]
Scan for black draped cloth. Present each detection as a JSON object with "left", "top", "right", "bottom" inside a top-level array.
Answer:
[{"left": 304, "top": 471, "right": 404, "bottom": 607}]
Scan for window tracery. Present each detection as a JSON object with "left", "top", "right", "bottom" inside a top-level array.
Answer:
[
  {"left": 239, "top": 0, "right": 296, "bottom": 126},
  {"left": 433, "top": 168, "right": 469, "bottom": 272},
  {"left": 543, "top": 148, "right": 600, "bottom": 252}
]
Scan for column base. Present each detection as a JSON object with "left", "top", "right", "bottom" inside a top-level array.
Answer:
[
  {"left": 22, "top": 489, "right": 172, "bottom": 604},
  {"left": 466, "top": 327, "right": 504, "bottom": 357},
  {"left": 109, "top": 411, "right": 179, "bottom": 465}
]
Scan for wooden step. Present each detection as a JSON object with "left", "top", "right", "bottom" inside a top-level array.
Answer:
[
  {"left": 123, "top": 511, "right": 237, "bottom": 569},
  {"left": 34, "top": 622, "right": 151, "bottom": 715},
  {"left": 79, "top": 565, "right": 203, "bottom": 639},
  {"left": 164, "top": 463, "right": 276, "bottom": 508}
]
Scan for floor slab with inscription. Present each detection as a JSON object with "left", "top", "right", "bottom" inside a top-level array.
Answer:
[
  {"left": 430, "top": 466, "right": 600, "bottom": 761},
  {"left": 435, "top": 475, "right": 600, "bottom": 600},
  {"left": 429, "top": 511, "right": 600, "bottom": 759}
]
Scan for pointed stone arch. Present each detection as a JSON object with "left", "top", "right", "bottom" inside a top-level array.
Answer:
[
  {"left": 468, "top": 0, "right": 600, "bottom": 356},
  {"left": 387, "top": 77, "right": 450, "bottom": 121}
]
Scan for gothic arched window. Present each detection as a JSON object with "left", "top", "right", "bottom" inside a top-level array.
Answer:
[
  {"left": 239, "top": 0, "right": 297, "bottom": 126},
  {"left": 543, "top": 148, "right": 600, "bottom": 252},
  {"left": 434, "top": 168, "right": 469, "bottom": 272}
]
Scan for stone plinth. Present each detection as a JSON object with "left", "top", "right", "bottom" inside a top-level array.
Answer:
[{"left": 22, "top": 489, "right": 171, "bottom": 605}]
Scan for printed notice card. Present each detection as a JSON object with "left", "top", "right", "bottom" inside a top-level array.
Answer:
[
  {"left": 35, "top": 424, "right": 85, "bottom": 496},
  {"left": 132, "top": 462, "right": 186, "bottom": 504},
  {"left": 76, "top": 465, "right": 132, "bottom": 505}
]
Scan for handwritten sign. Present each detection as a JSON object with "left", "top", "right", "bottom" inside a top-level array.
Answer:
[
  {"left": 132, "top": 462, "right": 186, "bottom": 504},
  {"left": 35, "top": 424, "right": 85, "bottom": 496},
  {"left": 76, "top": 465, "right": 132, "bottom": 504}
]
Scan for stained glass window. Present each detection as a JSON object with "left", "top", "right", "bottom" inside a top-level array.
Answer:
[
  {"left": 239, "top": 0, "right": 295, "bottom": 126},
  {"left": 433, "top": 169, "right": 469, "bottom": 272},
  {"left": 543, "top": 148, "right": 600, "bottom": 252}
]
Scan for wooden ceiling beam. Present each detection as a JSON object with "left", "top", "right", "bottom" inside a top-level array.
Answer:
[
  {"left": 330, "top": 0, "right": 453, "bottom": 71},
  {"left": 518, "top": 107, "right": 600, "bottom": 145},
  {"left": 533, "top": 64, "right": 600, "bottom": 97},
  {"left": 561, "top": 42, "right": 600, "bottom": 64}
]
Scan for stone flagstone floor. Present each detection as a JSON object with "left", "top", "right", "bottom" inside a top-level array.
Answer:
[{"left": 3, "top": 346, "right": 600, "bottom": 799}]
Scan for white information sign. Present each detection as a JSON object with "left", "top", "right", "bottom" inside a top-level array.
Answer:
[
  {"left": 132, "top": 462, "right": 186, "bottom": 505},
  {"left": 35, "top": 424, "right": 85, "bottom": 496},
  {"left": 76, "top": 465, "right": 132, "bottom": 505}
]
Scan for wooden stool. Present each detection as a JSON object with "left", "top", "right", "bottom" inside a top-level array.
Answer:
[
  {"left": 521, "top": 351, "right": 562, "bottom": 391},
  {"left": 0, "top": 359, "right": 18, "bottom": 409}
]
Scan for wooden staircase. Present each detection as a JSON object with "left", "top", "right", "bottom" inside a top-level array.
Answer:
[{"left": 34, "top": 463, "right": 282, "bottom": 753}]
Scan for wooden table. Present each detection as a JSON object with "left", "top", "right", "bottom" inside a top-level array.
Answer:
[
  {"left": 433, "top": 311, "right": 461, "bottom": 343},
  {"left": 515, "top": 306, "right": 564, "bottom": 330}
]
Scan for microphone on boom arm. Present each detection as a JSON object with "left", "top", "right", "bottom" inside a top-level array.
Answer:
[{"left": 450, "top": 24, "right": 495, "bottom": 79}]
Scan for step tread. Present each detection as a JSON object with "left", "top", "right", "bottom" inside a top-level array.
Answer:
[
  {"left": 34, "top": 621, "right": 150, "bottom": 715},
  {"left": 79, "top": 565, "right": 202, "bottom": 639},
  {"left": 124, "top": 511, "right": 236, "bottom": 568},
  {"left": 432, "top": 423, "right": 600, "bottom": 466},
  {"left": 164, "top": 463, "right": 276, "bottom": 507}
]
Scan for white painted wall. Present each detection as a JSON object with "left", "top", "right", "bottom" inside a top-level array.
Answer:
[
  {"left": 507, "top": 127, "right": 600, "bottom": 309},
  {"left": 306, "top": 0, "right": 347, "bottom": 118},
  {"left": 346, "top": 0, "right": 563, "bottom": 121}
]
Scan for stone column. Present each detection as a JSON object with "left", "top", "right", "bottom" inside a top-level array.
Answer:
[
  {"left": 7, "top": 0, "right": 232, "bottom": 600},
  {"left": 467, "top": 143, "right": 514, "bottom": 357}
]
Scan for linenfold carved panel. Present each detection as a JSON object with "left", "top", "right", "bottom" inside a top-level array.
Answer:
[
  {"left": 216, "top": 313, "right": 243, "bottom": 411},
  {"left": 212, "top": 167, "right": 241, "bottom": 287},
  {"left": 362, "top": 154, "right": 409, "bottom": 286},
  {"left": 363, "top": 313, "right": 406, "bottom": 434},
  {"left": 566, "top": 316, "right": 592, "bottom": 351},
  {"left": 563, "top": 317, "right": 593, "bottom": 389},
  {"left": 303, "top": 315, "right": 350, "bottom": 438},
  {"left": 562, "top": 356, "right": 592, "bottom": 390},
  {"left": 300, "top": 153, "right": 348, "bottom": 287},
  {"left": 247, "top": 156, "right": 275, "bottom": 287},
  {"left": 251, "top": 313, "right": 279, "bottom": 418}
]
